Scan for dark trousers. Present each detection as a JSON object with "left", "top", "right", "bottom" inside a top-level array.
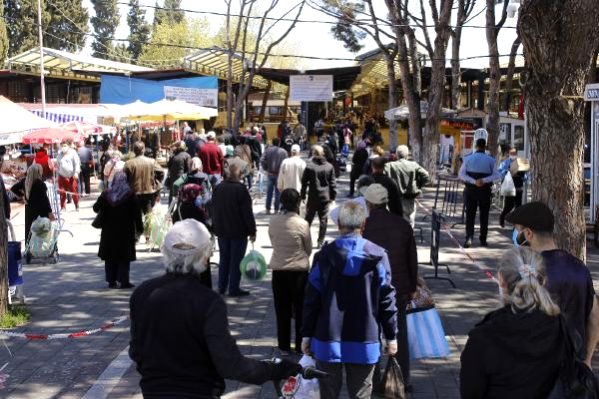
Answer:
[
  {"left": 272, "top": 270, "right": 308, "bottom": 352},
  {"left": 396, "top": 295, "right": 410, "bottom": 384},
  {"left": 349, "top": 174, "right": 358, "bottom": 196},
  {"left": 465, "top": 185, "right": 492, "bottom": 241},
  {"left": 316, "top": 361, "right": 376, "bottom": 399},
  {"left": 500, "top": 189, "right": 523, "bottom": 225},
  {"left": 137, "top": 193, "right": 155, "bottom": 215},
  {"left": 105, "top": 260, "right": 130, "bottom": 285},
  {"left": 79, "top": 165, "right": 91, "bottom": 195},
  {"left": 305, "top": 201, "right": 330, "bottom": 244},
  {"left": 217, "top": 238, "right": 248, "bottom": 294}
]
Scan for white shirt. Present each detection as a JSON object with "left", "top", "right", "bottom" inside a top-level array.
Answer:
[{"left": 277, "top": 155, "right": 306, "bottom": 192}]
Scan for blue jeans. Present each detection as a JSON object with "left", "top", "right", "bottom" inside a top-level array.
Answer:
[
  {"left": 217, "top": 238, "right": 248, "bottom": 294},
  {"left": 266, "top": 174, "right": 280, "bottom": 211}
]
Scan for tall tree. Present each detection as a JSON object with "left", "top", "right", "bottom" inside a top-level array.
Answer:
[
  {"left": 0, "top": 1, "right": 8, "bottom": 65},
  {"left": 503, "top": 36, "right": 521, "bottom": 112},
  {"left": 451, "top": 0, "right": 476, "bottom": 110},
  {"left": 518, "top": 0, "right": 599, "bottom": 261},
  {"left": 0, "top": 188, "right": 7, "bottom": 317},
  {"left": 5, "top": 0, "right": 45, "bottom": 56},
  {"left": 91, "top": 0, "right": 120, "bottom": 59},
  {"left": 153, "top": 0, "right": 184, "bottom": 26},
  {"left": 127, "top": 0, "right": 151, "bottom": 61},
  {"left": 44, "top": 0, "right": 89, "bottom": 51},
  {"left": 485, "top": 0, "right": 509, "bottom": 156}
]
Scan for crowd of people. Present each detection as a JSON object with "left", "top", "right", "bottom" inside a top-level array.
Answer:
[{"left": 1, "top": 116, "right": 599, "bottom": 399}]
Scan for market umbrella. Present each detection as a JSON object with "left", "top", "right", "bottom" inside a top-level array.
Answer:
[
  {"left": 60, "top": 121, "right": 115, "bottom": 136},
  {"left": 22, "top": 128, "right": 84, "bottom": 145},
  {"left": 127, "top": 99, "right": 218, "bottom": 121}
]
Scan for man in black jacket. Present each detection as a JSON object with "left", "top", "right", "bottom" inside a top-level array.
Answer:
[
  {"left": 212, "top": 163, "right": 256, "bottom": 296},
  {"left": 301, "top": 145, "right": 336, "bottom": 248},
  {"left": 130, "top": 219, "right": 300, "bottom": 398},
  {"left": 370, "top": 156, "right": 402, "bottom": 216},
  {"left": 362, "top": 183, "right": 418, "bottom": 389}
]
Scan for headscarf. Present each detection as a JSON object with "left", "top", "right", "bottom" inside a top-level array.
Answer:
[
  {"left": 24, "top": 163, "right": 43, "bottom": 202},
  {"left": 105, "top": 171, "right": 132, "bottom": 205}
]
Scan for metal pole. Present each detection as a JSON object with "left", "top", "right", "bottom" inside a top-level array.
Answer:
[{"left": 37, "top": 0, "right": 46, "bottom": 118}]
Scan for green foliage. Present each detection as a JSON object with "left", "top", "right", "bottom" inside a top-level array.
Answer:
[
  {"left": 127, "top": 0, "right": 150, "bottom": 62},
  {"left": 321, "top": 0, "right": 366, "bottom": 53},
  {"left": 0, "top": 305, "right": 30, "bottom": 328},
  {"left": 153, "top": 0, "right": 184, "bottom": 26},
  {"left": 139, "top": 17, "right": 211, "bottom": 66},
  {"left": 91, "top": 0, "right": 120, "bottom": 59},
  {"left": 5, "top": 0, "right": 89, "bottom": 56},
  {"left": 110, "top": 42, "right": 132, "bottom": 63},
  {"left": 0, "top": 1, "right": 8, "bottom": 65}
]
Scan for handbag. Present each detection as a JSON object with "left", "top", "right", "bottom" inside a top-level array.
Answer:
[
  {"left": 406, "top": 306, "right": 451, "bottom": 359},
  {"left": 240, "top": 244, "right": 267, "bottom": 280},
  {"left": 500, "top": 172, "right": 516, "bottom": 197},
  {"left": 381, "top": 356, "right": 406, "bottom": 399},
  {"left": 92, "top": 212, "right": 103, "bottom": 229}
]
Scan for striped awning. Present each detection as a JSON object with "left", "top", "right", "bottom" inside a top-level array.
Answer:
[{"left": 30, "top": 110, "right": 84, "bottom": 124}]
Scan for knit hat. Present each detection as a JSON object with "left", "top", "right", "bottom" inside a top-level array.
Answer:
[
  {"left": 505, "top": 201, "right": 554, "bottom": 232},
  {"left": 163, "top": 219, "right": 212, "bottom": 256},
  {"left": 363, "top": 183, "right": 388, "bottom": 205}
]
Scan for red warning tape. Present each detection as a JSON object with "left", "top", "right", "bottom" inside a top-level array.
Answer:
[{"left": 0, "top": 315, "right": 128, "bottom": 340}]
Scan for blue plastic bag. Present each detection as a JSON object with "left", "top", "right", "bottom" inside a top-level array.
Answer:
[{"left": 406, "top": 306, "right": 450, "bottom": 359}]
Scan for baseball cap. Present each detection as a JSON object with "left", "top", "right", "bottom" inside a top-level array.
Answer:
[
  {"left": 505, "top": 201, "right": 554, "bottom": 232},
  {"left": 206, "top": 131, "right": 216, "bottom": 139},
  {"left": 163, "top": 219, "right": 212, "bottom": 256},
  {"left": 363, "top": 184, "right": 388, "bottom": 205},
  {"left": 291, "top": 144, "right": 301, "bottom": 153}
]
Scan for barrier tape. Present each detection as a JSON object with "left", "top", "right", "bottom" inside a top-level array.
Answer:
[
  {"left": 416, "top": 200, "right": 497, "bottom": 282},
  {"left": 0, "top": 315, "right": 128, "bottom": 340}
]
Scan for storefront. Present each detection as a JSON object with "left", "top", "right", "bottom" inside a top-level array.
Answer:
[{"left": 585, "top": 83, "right": 599, "bottom": 221}]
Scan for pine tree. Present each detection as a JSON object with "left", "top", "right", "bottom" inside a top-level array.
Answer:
[
  {"left": 45, "top": 0, "right": 89, "bottom": 52},
  {"left": 91, "top": 0, "right": 120, "bottom": 59},
  {"left": 0, "top": 1, "right": 9, "bottom": 65},
  {"left": 127, "top": 0, "right": 150, "bottom": 61},
  {"left": 5, "top": 0, "right": 41, "bottom": 56},
  {"left": 153, "top": 0, "right": 184, "bottom": 26}
]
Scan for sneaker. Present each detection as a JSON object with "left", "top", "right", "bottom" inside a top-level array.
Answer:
[
  {"left": 120, "top": 283, "right": 135, "bottom": 289},
  {"left": 480, "top": 238, "right": 488, "bottom": 247},
  {"left": 464, "top": 237, "right": 472, "bottom": 248},
  {"left": 228, "top": 289, "right": 250, "bottom": 297},
  {"left": 108, "top": 282, "right": 118, "bottom": 289},
  {"left": 265, "top": 209, "right": 271, "bottom": 215}
]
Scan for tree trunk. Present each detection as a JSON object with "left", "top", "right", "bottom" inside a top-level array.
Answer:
[
  {"left": 259, "top": 80, "right": 272, "bottom": 123},
  {"left": 518, "top": 0, "right": 599, "bottom": 262},
  {"left": 0, "top": 190, "right": 8, "bottom": 316},
  {"left": 504, "top": 36, "right": 521, "bottom": 112},
  {"left": 486, "top": 0, "right": 501, "bottom": 156},
  {"left": 282, "top": 85, "right": 290, "bottom": 122},
  {"left": 385, "top": 54, "right": 399, "bottom": 150},
  {"left": 451, "top": 32, "right": 462, "bottom": 110},
  {"left": 226, "top": 54, "right": 234, "bottom": 131}
]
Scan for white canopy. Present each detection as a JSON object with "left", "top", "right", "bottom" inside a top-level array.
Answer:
[
  {"left": 385, "top": 101, "right": 456, "bottom": 121},
  {"left": 125, "top": 99, "right": 218, "bottom": 121},
  {"left": 0, "top": 96, "right": 57, "bottom": 145}
]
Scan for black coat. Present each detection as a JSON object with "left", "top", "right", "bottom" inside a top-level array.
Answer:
[
  {"left": 211, "top": 180, "right": 256, "bottom": 240},
  {"left": 300, "top": 157, "right": 337, "bottom": 207},
  {"left": 351, "top": 147, "right": 369, "bottom": 179},
  {"left": 460, "top": 306, "right": 564, "bottom": 399},
  {"left": 93, "top": 192, "right": 143, "bottom": 262},
  {"left": 12, "top": 178, "right": 52, "bottom": 243},
  {"left": 371, "top": 172, "right": 403, "bottom": 216}
]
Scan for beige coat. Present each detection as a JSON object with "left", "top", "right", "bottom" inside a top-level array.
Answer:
[
  {"left": 268, "top": 212, "right": 312, "bottom": 271},
  {"left": 124, "top": 155, "right": 159, "bottom": 195}
]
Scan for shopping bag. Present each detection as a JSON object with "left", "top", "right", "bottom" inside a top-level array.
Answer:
[
  {"left": 239, "top": 245, "right": 267, "bottom": 280},
  {"left": 407, "top": 307, "right": 451, "bottom": 359},
  {"left": 381, "top": 356, "right": 406, "bottom": 399},
  {"left": 500, "top": 172, "right": 516, "bottom": 197},
  {"left": 281, "top": 355, "right": 320, "bottom": 399}
]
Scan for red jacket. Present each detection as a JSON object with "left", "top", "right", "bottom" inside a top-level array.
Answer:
[{"left": 198, "top": 142, "right": 224, "bottom": 175}]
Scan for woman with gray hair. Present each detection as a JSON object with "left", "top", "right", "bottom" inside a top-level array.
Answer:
[
  {"left": 460, "top": 247, "right": 564, "bottom": 398},
  {"left": 129, "top": 219, "right": 301, "bottom": 398}
]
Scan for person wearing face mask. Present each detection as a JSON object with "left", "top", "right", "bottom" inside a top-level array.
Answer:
[
  {"left": 56, "top": 140, "right": 81, "bottom": 211},
  {"left": 498, "top": 147, "right": 528, "bottom": 227},
  {"left": 460, "top": 247, "right": 565, "bottom": 399},
  {"left": 506, "top": 201, "right": 599, "bottom": 367}
]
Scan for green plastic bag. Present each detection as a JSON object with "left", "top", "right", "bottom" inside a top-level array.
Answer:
[{"left": 240, "top": 245, "right": 267, "bottom": 280}]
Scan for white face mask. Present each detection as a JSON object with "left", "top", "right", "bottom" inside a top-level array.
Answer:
[
  {"left": 509, "top": 155, "right": 517, "bottom": 160},
  {"left": 61, "top": 146, "right": 69, "bottom": 154}
]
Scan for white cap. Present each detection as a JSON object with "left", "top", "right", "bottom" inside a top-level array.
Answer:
[
  {"left": 163, "top": 219, "right": 211, "bottom": 256},
  {"left": 291, "top": 144, "right": 301, "bottom": 154},
  {"left": 363, "top": 184, "right": 388, "bottom": 205},
  {"left": 206, "top": 131, "right": 216, "bottom": 139}
]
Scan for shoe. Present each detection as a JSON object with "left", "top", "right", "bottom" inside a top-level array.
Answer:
[
  {"left": 499, "top": 219, "right": 505, "bottom": 228},
  {"left": 228, "top": 289, "right": 250, "bottom": 297},
  {"left": 108, "top": 282, "right": 118, "bottom": 289},
  {"left": 464, "top": 238, "right": 472, "bottom": 248},
  {"left": 265, "top": 209, "right": 271, "bottom": 215},
  {"left": 75, "top": 206, "right": 79, "bottom": 212},
  {"left": 120, "top": 283, "right": 135, "bottom": 289},
  {"left": 317, "top": 240, "right": 324, "bottom": 249},
  {"left": 347, "top": 193, "right": 354, "bottom": 198},
  {"left": 480, "top": 239, "right": 488, "bottom": 247},
  {"left": 61, "top": 207, "right": 66, "bottom": 212},
  {"left": 405, "top": 384, "right": 413, "bottom": 393}
]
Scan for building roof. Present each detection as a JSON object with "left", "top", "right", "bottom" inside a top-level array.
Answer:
[
  {"left": 256, "top": 66, "right": 362, "bottom": 92},
  {"left": 7, "top": 47, "right": 153, "bottom": 82}
]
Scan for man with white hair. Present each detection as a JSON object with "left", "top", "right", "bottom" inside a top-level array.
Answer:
[
  {"left": 384, "top": 145, "right": 429, "bottom": 227},
  {"left": 277, "top": 144, "right": 306, "bottom": 192},
  {"left": 129, "top": 219, "right": 301, "bottom": 398},
  {"left": 302, "top": 201, "right": 398, "bottom": 398}
]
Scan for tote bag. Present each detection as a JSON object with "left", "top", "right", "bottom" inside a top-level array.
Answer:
[{"left": 407, "top": 306, "right": 451, "bottom": 359}]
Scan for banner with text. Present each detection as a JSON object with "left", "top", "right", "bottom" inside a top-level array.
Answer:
[
  {"left": 164, "top": 86, "right": 218, "bottom": 108},
  {"left": 290, "top": 75, "right": 333, "bottom": 102}
]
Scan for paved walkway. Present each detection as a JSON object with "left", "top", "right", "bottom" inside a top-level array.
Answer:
[{"left": 1, "top": 173, "right": 599, "bottom": 399}]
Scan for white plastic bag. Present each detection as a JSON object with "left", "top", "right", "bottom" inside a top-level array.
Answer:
[
  {"left": 280, "top": 355, "right": 320, "bottom": 399},
  {"left": 500, "top": 172, "right": 516, "bottom": 197}
]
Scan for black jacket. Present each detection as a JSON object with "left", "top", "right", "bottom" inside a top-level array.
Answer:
[
  {"left": 460, "top": 306, "right": 564, "bottom": 399},
  {"left": 350, "top": 147, "right": 369, "bottom": 179},
  {"left": 363, "top": 207, "right": 417, "bottom": 296},
  {"left": 211, "top": 180, "right": 256, "bottom": 240},
  {"left": 372, "top": 172, "right": 403, "bottom": 216},
  {"left": 167, "top": 150, "right": 191, "bottom": 184},
  {"left": 130, "top": 274, "right": 282, "bottom": 398},
  {"left": 301, "top": 156, "right": 337, "bottom": 206}
]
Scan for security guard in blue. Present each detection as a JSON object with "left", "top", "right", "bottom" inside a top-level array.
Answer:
[{"left": 459, "top": 138, "right": 500, "bottom": 248}]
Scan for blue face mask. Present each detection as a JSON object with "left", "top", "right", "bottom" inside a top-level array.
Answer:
[{"left": 512, "top": 228, "right": 529, "bottom": 247}]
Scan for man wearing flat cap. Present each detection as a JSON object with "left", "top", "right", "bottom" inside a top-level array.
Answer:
[
  {"left": 362, "top": 183, "right": 418, "bottom": 389},
  {"left": 506, "top": 201, "right": 599, "bottom": 366}
]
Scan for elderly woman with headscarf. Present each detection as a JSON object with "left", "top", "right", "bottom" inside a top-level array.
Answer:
[
  {"left": 93, "top": 171, "right": 143, "bottom": 289},
  {"left": 11, "top": 163, "right": 54, "bottom": 244},
  {"left": 129, "top": 219, "right": 301, "bottom": 398},
  {"left": 102, "top": 150, "right": 125, "bottom": 189}
]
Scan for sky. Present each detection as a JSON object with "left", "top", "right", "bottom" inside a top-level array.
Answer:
[{"left": 79, "top": 0, "right": 522, "bottom": 70}]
